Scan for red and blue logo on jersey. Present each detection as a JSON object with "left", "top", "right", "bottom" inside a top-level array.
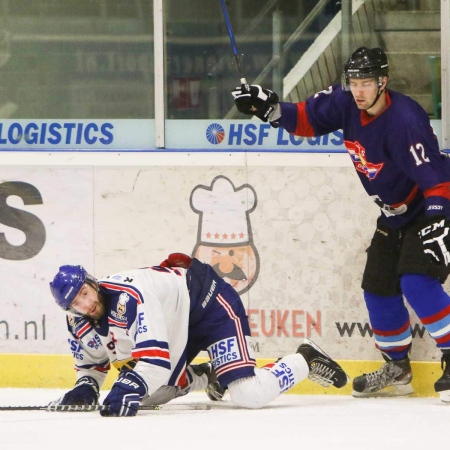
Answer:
[{"left": 345, "top": 140, "right": 384, "bottom": 180}]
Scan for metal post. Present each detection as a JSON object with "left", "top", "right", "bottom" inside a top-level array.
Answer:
[
  {"left": 442, "top": 0, "right": 450, "bottom": 150},
  {"left": 154, "top": 0, "right": 165, "bottom": 148},
  {"left": 208, "top": 85, "right": 220, "bottom": 119},
  {"left": 406, "top": 0, "right": 418, "bottom": 10},
  {"left": 341, "top": 0, "right": 352, "bottom": 65},
  {"left": 272, "top": 9, "right": 283, "bottom": 96}
]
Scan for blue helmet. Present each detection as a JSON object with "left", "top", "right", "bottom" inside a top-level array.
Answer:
[{"left": 50, "top": 265, "right": 96, "bottom": 312}]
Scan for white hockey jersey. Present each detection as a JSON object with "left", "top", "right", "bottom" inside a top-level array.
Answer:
[{"left": 65, "top": 266, "right": 191, "bottom": 397}]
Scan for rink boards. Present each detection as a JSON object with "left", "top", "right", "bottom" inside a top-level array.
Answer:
[{"left": 0, "top": 152, "right": 447, "bottom": 395}]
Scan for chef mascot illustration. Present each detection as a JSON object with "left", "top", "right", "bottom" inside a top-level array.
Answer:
[{"left": 190, "top": 176, "right": 259, "bottom": 294}]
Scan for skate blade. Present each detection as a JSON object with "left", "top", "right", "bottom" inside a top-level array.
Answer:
[
  {"left": 437, "top": 389, "right": 450, "bottom": 403},
  {"left": 302, "top": 338, "right": 332, "bottom": 359},
  {"left": 352, "top": 383, "right": 413, "bottom": 398}
]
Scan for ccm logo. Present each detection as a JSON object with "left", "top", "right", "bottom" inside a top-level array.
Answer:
[{"left": 420, "top": 219, "right": 446, "bottom": 236}]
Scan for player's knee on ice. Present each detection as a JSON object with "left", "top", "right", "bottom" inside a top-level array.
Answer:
[
  {"left": 228, "top": 354, "right": 309, "bottom": 408},
  {"left": 228, "top": 369, "right": 279, "bottom": 409}
]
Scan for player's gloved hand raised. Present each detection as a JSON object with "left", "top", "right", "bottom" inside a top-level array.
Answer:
[
  {"left": 418, "top": 215, "right": 450, "bottom": 266},
  {"left": 48, "top": 376, "right": 100, "bottom": 408},
  {"left": 231, "top": 84, "right": 280, "bottom": 124},
  {"left": 159, "top": 252, "right": 192, "bottom": 269},
  {"left": 101, "top": 370, "right": 147, "bottom": 417}
]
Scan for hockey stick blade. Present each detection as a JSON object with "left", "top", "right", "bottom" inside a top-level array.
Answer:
[{"left": 0, "top": 404, "right": 210, "bottom": 412}]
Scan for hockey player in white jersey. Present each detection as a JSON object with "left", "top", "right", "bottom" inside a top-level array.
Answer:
[{"left": 49, "top": 253, "right": 348, "bottom": 416}]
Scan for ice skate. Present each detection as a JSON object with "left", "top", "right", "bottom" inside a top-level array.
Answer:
[
  {"left": 297, "top": 338, "right": 349, "bottom": 388},
  {"left": 434, "top": 353, "right": 450, "bottom": 403},
  {"left": 191, "top": 362, "right": 227, "bottom": 401},
  {"left": 352, "top": 358, "right": 413, "bottom": 397}
]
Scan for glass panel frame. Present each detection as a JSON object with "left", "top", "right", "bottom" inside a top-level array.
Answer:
[{"left": 0, "top": 0, "right": 447, "bottom": 158}]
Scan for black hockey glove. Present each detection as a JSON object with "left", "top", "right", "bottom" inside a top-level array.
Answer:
[
  {"left": 101, "top": 370, "right": 147, "bottom": 417},
  {"left": 418, "top": 215, "right": 450, "bottom": 266},
  {"left": 231, "top": 84, "right": 279, "bottom": 123},
  {"left": 48, "top": 376, "right": 100, "bottom": 407}
]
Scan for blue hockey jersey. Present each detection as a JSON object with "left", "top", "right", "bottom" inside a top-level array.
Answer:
[{"left": 278, "top": 85, "right": 450, "bottom": 228}]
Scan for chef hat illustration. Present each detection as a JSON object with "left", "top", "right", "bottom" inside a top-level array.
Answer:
[{"left": 190, "top": 176, "right": 257, "bottom": 245}]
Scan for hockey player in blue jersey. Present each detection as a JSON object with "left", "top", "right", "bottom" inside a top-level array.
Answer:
[
  {"left": 232, "top": 47, "right": 450, "bottom": 401},
  {"left": 48, "top": 254, "right": 348, "bottom": 416}
]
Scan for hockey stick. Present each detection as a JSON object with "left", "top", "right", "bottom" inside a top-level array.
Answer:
[
  {"left": 219, "top": 0, "right": 249, "bottom": 91},
  {"left": 0, "top": 404, "right": 210, "bottom": 412}
]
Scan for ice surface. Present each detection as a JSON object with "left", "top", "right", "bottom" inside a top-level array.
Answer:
[{"left": 0, "top": 389, "right": 445, "bottom": 450}]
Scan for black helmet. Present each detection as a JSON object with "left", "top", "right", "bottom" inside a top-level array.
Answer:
[{"left": 342, "top": 47, "right": 389, "bottom": 89}]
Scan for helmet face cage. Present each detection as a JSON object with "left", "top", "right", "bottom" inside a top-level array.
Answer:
[
  {"left": 49, "top": 265, "right": 98, "bottom": 314},
  {"left": 342, "top": 47, "right": 389, "bottom": 91}
]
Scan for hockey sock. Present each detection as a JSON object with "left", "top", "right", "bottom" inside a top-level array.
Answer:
[
  {"left": 227, "top": 354, "right": 308, "bottom": 409},
  {"left": 401, "top": 273, "right": 450, "bottom": 350},
  {"left": 266, "top": 353, "right": 310, "bottom": 393},
  {"left": 363, "top": 291, "right": 412, "bottom": 359}
]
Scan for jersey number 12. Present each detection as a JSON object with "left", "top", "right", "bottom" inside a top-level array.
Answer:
[{"left": 409, "top": 143, "right": 430, "bottom": 166}]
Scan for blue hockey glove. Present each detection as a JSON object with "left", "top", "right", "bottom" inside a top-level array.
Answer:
[
  {"left": 48, "top": 376, "right": 99, "bottom": 407},
  {"left": 232, "top": 84, "right": 279, "bottom": 123},
  {"left": 101, "top": 370, "right": 147, "bottom": 417},
  {"left": 418, "top": 215, "right": 450, "bottom": 266}
]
